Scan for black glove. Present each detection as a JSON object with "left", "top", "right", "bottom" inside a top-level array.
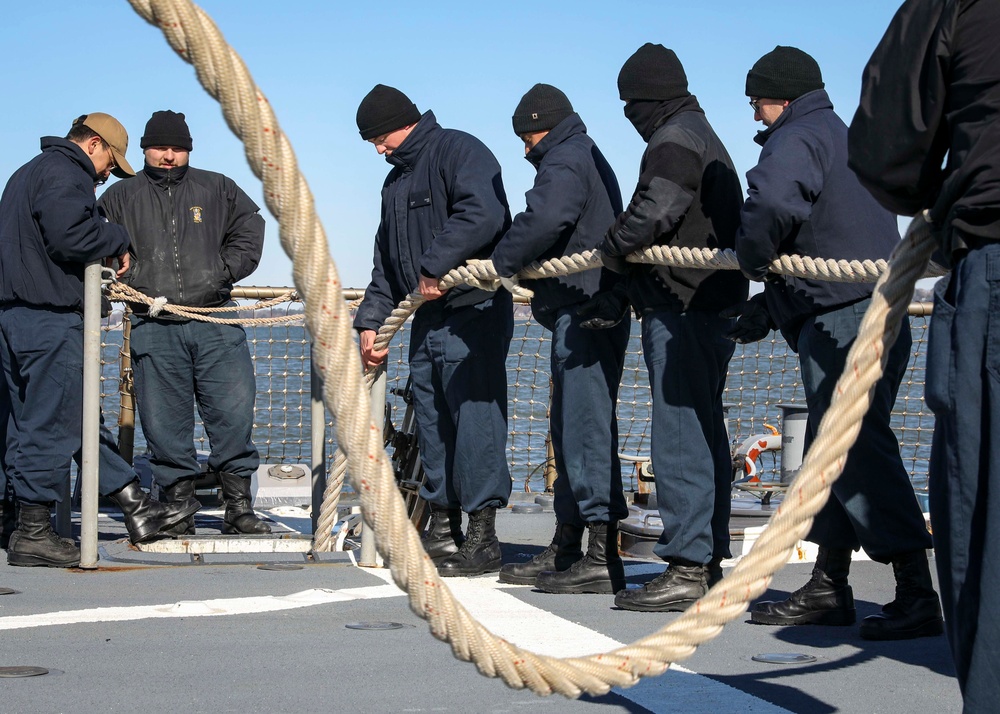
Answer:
[
  {"left": 720, "top": 293, "right": 773, "bottom": 344},
  {"left": 599, "top": 247, "right": 630, "bottom": 275},
  {"left": 577, "top": 284, "right": 631, "bottom": 329}
]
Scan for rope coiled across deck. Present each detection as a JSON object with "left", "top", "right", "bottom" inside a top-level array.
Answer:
[{"left": 127, "top": 0, "right": 936, "bottom": 697}]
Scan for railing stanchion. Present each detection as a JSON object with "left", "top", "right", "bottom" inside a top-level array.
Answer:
[
  {"left": 309, "top": 340, "right": 326, "bottom": 537},
  {"left": 359, "top": 363, "right": 387, "bottom": 567},
  {"left": 79, "top": 262, "right": 102, "bottom": 569}
]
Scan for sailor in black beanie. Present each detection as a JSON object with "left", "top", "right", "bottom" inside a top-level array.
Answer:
[
  {"left": 732, "top": 47, "right": 943, "bottom": 641},
  {"left": 492, "top": 84, "right": 631, "bottom": 593},
  {"left": 355, "top": 84, "right": 421, "bottom": 145},
  {"left": 353, "top": 85, "right": 514, "bottom": 577},
  {"left": 140, "top": 110, "right": 194, "bottom": 152},
  {"left": 603, "top": 43, "right": 748, "bottom": 613},
  {"left": 99, "top": 111, "right": 269, "bottom": 537}
]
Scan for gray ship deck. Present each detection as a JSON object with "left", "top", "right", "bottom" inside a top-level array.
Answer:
[{"left": 0, "top": 503, "right": 958, "bottom": 713}]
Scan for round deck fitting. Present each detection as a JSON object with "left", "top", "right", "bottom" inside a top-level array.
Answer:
[
  {"left": 511, "top": 502, "right": 543, "bottom": 514},
  {"left": 751, "top": 653, "right": 817, "bottom": 665},
  {"left": 0, "top": 667, "right": 49, "bottom": 678},
  {"left": 257, "top": 564, "right": 304, "bottom": 571},
  {"left": 345, "top": 622, "right": 405, "bottom": 630}
]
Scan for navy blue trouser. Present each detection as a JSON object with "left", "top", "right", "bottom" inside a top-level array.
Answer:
[
  {"left": 643, "top": 309, "right": 736, "bottom": 565},
  {"left": 796, "top": 298, "right": 931, "bottom": 561},
  {"left": 409, "top": 293, "right": 513, "bottom": 513},
  {"left": 0, "top": 371, "right": 10, "bottom": 502},
  {"left": 0, "top": 306, "right": 134, "bottom": 503},
  {"left": 129, "top": 315, "right": 259, "bottom": 488},
  {"left": 549, "top": 306, "right": 631, "bottom": 526},
  {"left": 926, "top": 243, "right": 1000, "bottom": 708}
]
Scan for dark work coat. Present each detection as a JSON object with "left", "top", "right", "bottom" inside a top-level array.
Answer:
[
  {"left": 490, "top": 113, "right": 624, "bottom": 329},
  {"left": 849, "top": 0, "right": 1000, "bottom": 258},
  {"left": 736, "top": 89, "right": 900, "bottom": 340},
  {"left": 354, "top": 111, "right": 511, "bottom": 333},
  {"left": 0, "top": 137, "right": 130, "bottom": 310}
]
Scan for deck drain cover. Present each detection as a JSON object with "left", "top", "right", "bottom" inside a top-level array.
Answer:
[
  {"left": 533, "top": 494, "right": 554, "bottom": 509},
  {"left": 257, "top": 564, "right": 304, "bottom": 571},
  {"left": 511, "top": 502, "right": 543, "bottom": 514},
  {"left": 0, "top": 588, "right": 19, "bottom": 596},
  {"left": 345, "top": 621, "right": 405, "bottom": 630},
  {"left": 0, "top": 667, "right": 49, "bottom": 678},
  {"left": 752, "top": 653, "right": 817, "bottom": 665}
]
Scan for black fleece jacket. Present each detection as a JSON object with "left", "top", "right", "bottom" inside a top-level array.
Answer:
[
  {"left": 99, "top": 163, "right": 264, "bottom": 311},
  {"left": 849, "top": 0, "right": 1000, "bottom": 258},
  {"left": 602, "top": 98, "right": 747, "bottom": 314}
]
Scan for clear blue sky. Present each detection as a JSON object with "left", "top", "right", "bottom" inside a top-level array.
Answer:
[{"left": 1, "top": 1, "right": 908, "bottom": 290}]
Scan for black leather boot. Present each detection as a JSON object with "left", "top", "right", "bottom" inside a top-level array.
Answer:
[
  {"left": 0, "top": 496, "right": 17, "bottom": 550},
  {"left": 499, "top": 522, "right": 584, "bottom": 585},
  {"left": 161, "top": 477, "right": 198, "bottom": 536},
  {"left": 614, "top": 560, "right": 707, "bottom": 611},
  {"left": 218, "top": 472, "right": 271, "bottom": 534},
  {"left": 421, "top": 505, "right": 465, "bottom": 562},
  {"left": 860, "top": 550, "right": 944, "bottom": 640},
  {"left": 108, "top": 479, "right": 201, "bottom": 545},
  {"left": 438, "top": 507, "right": 501, "bottom": 577},
  {"left": 536, "top": 521, "right": 625, "bottom": 594},
  {"left": 707, "top": 556, "right": 724, "bottom": 589},
  {"left": 751, "top": 547, "right": 856, "bottom": 626},
  {"left": 7, "top": 502, "right": 80, "bottom": 568}
]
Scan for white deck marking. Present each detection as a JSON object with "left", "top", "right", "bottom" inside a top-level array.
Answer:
[
  {"left": 363, "top": 568, "right": 792, "bottom": 713},
  {"left": 0, "top": 565, "right": 789, "bottom": 712},
  {"left": 0, "top": 587, "right": 368, "bottom": 630}
]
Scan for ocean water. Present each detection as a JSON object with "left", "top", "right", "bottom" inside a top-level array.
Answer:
[{"left": 98, "top": 312, "right": 934, "bottom": 495}]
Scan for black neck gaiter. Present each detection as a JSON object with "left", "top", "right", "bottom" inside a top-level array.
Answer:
[{"left": 624, "top": 95, "right": 704, "bottom": 142}]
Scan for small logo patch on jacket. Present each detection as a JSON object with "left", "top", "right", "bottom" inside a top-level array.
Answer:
[{"left": 190, "top": 206, "right": 203, "bottom": 223}]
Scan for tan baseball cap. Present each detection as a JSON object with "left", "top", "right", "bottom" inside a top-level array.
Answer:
[{"left": 79, "top": 112, "right": 136, "bottom": 178}]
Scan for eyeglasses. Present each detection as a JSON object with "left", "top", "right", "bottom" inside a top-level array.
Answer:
[
  {"left": 94, "top": 141, "right": 115, "bottom": 187},
  {"left": 749, "top": 98, "right": 762, "bottom": 114},
  {"left": 368, "top": 132, "right": 391, "bottom": 146},
  {"left": 104, "top": 142, "right": 117, "bottom": 171}
]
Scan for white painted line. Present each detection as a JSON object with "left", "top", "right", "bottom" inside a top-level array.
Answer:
[
  {"left": 0, "top": 587, "right": 379, "bottom": 631},
  {"left": 742, "top": 527, "right": 872, "bottom": 563},
  {"left": 0, "top": 564, "right": 789, "bottom": 712},
  {"left": 360, "top": 568, "right": 792, "bottom": 712}
]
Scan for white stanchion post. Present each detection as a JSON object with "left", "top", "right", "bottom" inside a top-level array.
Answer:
[
  {"left": 79, "top": 262, "right": 102, "bottom": 569},
  {"left": 309, "top": 341, "right": 326, "bottom": 536},
  {"left": 359, "top": 364, "right": 386, "bottom": 568}
]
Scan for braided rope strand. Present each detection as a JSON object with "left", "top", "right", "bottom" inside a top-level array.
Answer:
[{"left": 127, "top": 0, "right": 936, "bottom": 697}]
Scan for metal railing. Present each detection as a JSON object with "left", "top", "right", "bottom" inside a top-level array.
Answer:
[{"left": 77, "top": 276, "right": 936, "bottom": 565}]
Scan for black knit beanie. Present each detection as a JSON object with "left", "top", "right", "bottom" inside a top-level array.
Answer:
[
  {"left": 356, "top": 85, "right": 421, "bottom": 140},
  {"left": 745, "top": 46, "right": 824, "bottom": 100},
  {"left": 140, "top": 110, "right": 193, "bottom": 151},
  {"left": 617, "top": 43, "right": 689, "bottom": 101},
  {"left": 511, "top": 84, "right": 574, "bottom": 135}
]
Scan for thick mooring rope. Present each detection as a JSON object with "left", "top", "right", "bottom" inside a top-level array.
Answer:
[{"left": 128, "top": 0, "right": 936, "bottom": 696}]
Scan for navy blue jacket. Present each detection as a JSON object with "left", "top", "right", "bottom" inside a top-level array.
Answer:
[
  {"left": 0, "top": 137, "right": 130, "bottom": 311},
  {"left": 736, "top": 90, "right": 900, "bottom": 339},
  {"left": 354, "top": 112, "right": 511, "bottom": 332},
  {"left": 849, "top": 0, "right": 1000, "bottom": 259},
  {"left": 602, "top": 101, "right": 748, "bottom": 315},
  {"left": 491, "top": 114, "right": 623, "bottom": 329}
]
